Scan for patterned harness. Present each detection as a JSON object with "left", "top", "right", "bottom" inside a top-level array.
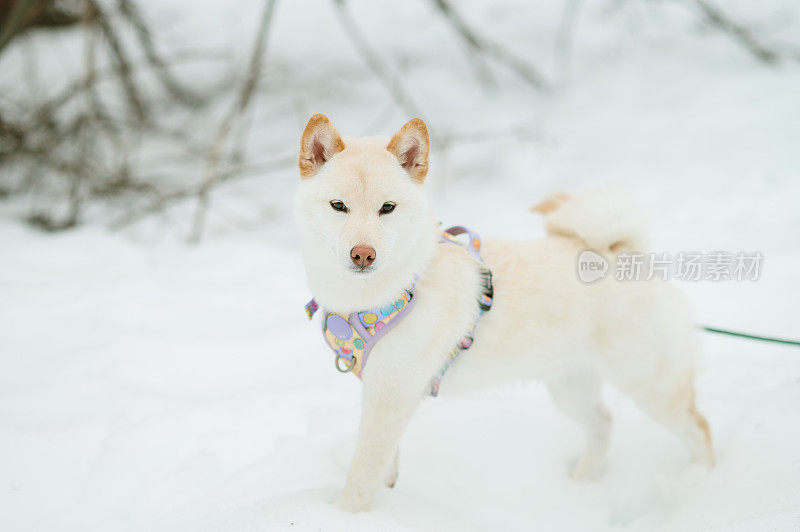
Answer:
[{"left": 305, "top": 226, "right": 493, "bottom": 396}]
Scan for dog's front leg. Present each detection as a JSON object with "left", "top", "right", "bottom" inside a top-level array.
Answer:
[{"left": 337, "top": 371, "right": 426, "bottom": 512}]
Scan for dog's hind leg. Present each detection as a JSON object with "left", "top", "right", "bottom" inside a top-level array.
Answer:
[
  {"left": 547, "top": 367, "right": 612, "bottom": 480},
  {"left": 619, "top": 374, "right": 714, "bottom": 467}
]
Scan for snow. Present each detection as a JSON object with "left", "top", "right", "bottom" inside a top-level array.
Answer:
[{"left": 1, "top": 0, "right": 799, "bottom": 530}]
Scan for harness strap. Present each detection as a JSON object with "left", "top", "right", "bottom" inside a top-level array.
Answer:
[
  {"left": 442, "top": 226, "right": 482, "bottom": 260},
  {"left": 306, "top": 285, "right": 416, "bottom": 378},
  {"left": 307, "top": 225, "right": 493, "bottom": 396}
]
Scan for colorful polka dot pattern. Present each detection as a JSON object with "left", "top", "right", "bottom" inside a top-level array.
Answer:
[
  {"left": 321, "top": 287, "right": 415, "bottom": 378},
  {"left": 326, "top": 314, "right": 352, "bottom": 340}
]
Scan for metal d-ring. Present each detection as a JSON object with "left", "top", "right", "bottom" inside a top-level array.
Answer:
[{"left": 335, "top": 353, "right": 356, "bottom": 373}]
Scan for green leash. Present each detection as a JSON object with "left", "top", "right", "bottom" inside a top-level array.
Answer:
[{"left": 702, "top": 326, "right": 800, "bottom": 347}]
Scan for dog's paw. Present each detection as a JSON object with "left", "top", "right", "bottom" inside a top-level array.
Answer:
[{"left": 336, "top": 491, "right": 373, "bottom": 513}]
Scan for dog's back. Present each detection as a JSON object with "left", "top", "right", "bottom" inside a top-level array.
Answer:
[{"left": 442, "top": 187, "right": 713, "bottom": 477}]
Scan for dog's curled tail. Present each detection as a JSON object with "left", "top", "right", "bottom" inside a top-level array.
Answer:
[{"left": 532, "top": 188, "right": 647, "bottom": 253}]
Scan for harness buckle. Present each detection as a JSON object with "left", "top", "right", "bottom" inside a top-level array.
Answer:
[{"left": 335, "top": 353, "right": 356, "bottom": 373}]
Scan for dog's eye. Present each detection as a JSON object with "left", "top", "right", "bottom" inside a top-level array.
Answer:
[
  {"left": 379, "top": 202, "right": 396, "bottom": 215},
  {"left": 330, "top": 201, "right": 347, "bottom": 213}
]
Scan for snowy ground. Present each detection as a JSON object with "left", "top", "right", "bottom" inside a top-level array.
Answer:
[{"left": 1, "top": 0, "right": 800, "bottom": 530}]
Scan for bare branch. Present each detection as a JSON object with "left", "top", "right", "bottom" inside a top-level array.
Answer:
[
  {"left": 554, "top": 0, "right": 583, "bottom": 85},
  {"left": 332, "top": 0, "right": 424, "bottom": 116},
  {"left": 690, "top": 0, "right": 780, "bottom": 64},
  {"left": 32, "top": 48, "right": 226, "bottom": 121},
  {"left": 188, "top": 0, "right": 278, "bottom": 243},
  {"left": 429, "top": 0, "right": 548, "bottom": 90},
  {"left": 111, "top": 155, "right": 295, "bottom": 230},
  {"left": 0, "top": 0, "right": 84, "bottom": 55},
  {"left": 91, "top": 0, "right": 147, "bottom": 121},
  {"left": 116, "top": 0, "right": 203, "bottom": 105},
  {"left": 425, "top": 0, "right": 495, "bottom": 86},
  {"left": 0, "top": 0, "right": 39, "bottom": 53}
]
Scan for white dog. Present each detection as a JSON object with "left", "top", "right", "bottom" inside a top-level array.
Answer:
[{"left": 293, "top": 115, "right": 714, "bottom": 513}]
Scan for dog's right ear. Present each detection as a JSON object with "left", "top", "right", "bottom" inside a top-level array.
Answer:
[{"left": 299, "top": 114, "right": 345, "bottom": 178}]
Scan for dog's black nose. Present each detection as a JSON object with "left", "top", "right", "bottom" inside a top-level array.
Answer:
[{"left": 350, "top": 245, "right": 376, "bottom": 268}]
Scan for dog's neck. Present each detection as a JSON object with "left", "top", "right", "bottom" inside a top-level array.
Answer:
[{"left": 302, "top": 223, "right": 440, "bottom": 315}]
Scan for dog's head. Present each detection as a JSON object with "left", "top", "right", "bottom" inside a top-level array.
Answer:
[{"left": 294, "top": 115, "right": 438, "bottom": 311}]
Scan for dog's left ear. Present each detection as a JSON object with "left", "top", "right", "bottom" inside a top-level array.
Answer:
[{"left": 387, "top": 118, "right": 429, "bottom": 183}]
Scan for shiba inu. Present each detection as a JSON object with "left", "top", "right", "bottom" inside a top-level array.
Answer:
[{"left": 293, "top": 114, "right": 713, "bottom": 513}]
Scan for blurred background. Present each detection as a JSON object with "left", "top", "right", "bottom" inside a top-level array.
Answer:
[{"left": 1, "top": 0, "right": 799, "bottom": 530}]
